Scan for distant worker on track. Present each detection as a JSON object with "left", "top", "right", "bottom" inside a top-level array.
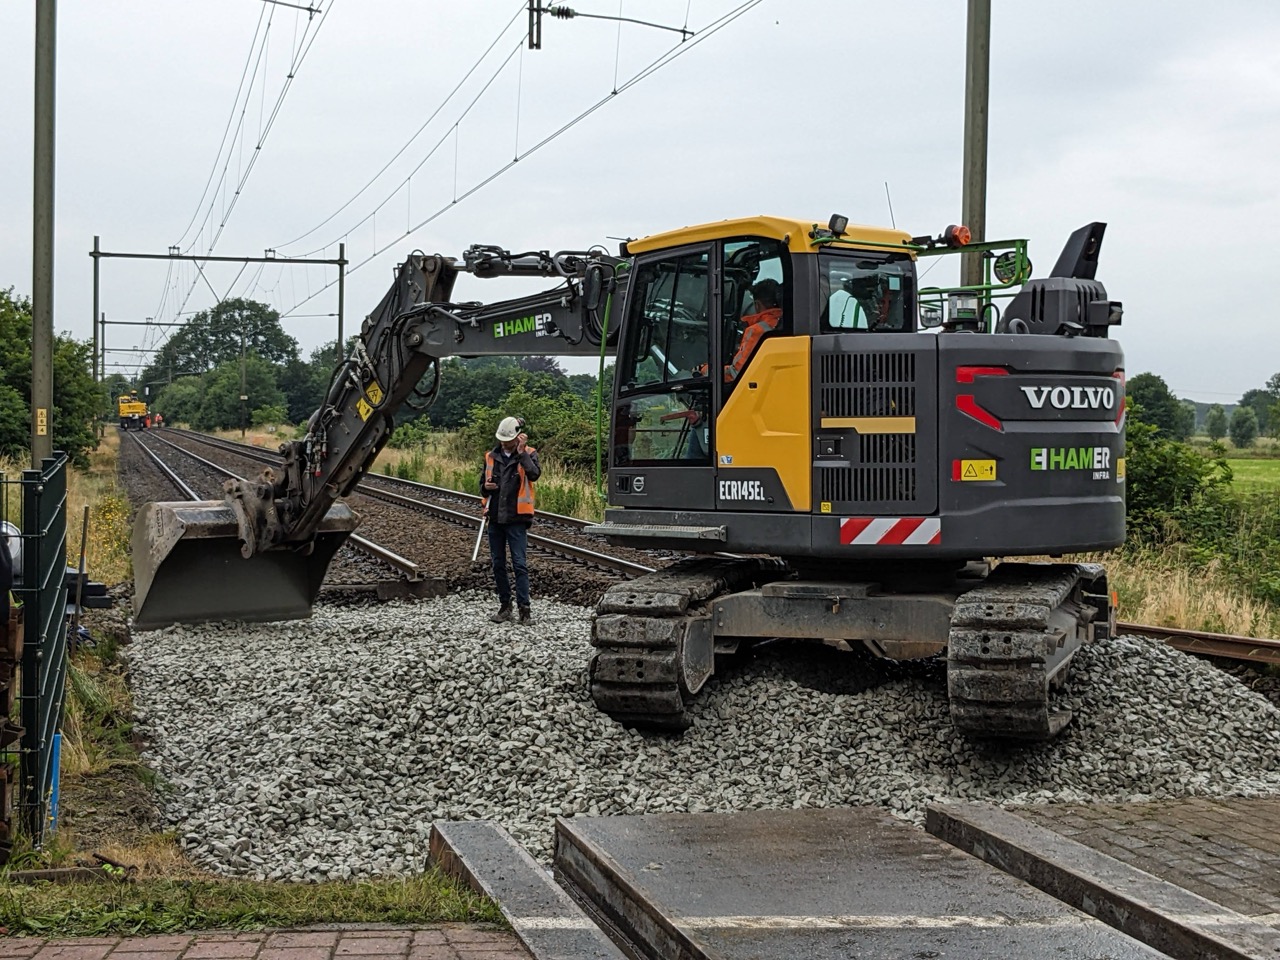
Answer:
[{"left": 480, "top": 415, "right": 540, "bottom": 625}]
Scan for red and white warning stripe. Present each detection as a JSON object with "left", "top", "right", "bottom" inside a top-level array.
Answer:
[{"left": 840, "top": 517, "right": 941, "bottom": 546}]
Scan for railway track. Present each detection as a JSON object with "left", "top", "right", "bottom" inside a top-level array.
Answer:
[
  {"left": 1117, "top": 620, "right": 1280, "bottom": 667},
  {"left": 132, "top": 429, "right": 1280, "bottom": 667}
]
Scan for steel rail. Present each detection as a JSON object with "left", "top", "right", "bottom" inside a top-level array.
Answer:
[
  {"left": 1118, "top": 621, "right": 1280, "bottom": 667},
  {"left": 350, "top": 482, "right": 656, "bottom": 577},
  {"left": 139, "top": 432, "right": 424, "bottom": 581},
  {"left": 129, "top": 433, "right": 201, "bottom": 501}
]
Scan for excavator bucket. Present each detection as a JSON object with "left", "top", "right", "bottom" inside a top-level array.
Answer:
[{"left": 131, "top": 500, "right": 358, "bottom": 631}]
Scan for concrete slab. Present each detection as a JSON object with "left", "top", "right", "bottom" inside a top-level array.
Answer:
[
  {"left": 1014, "top": 798, "right": 1280, "bottom": 923},
  {"left": 429, "top": 820, "right": 624, "bottom": 960},
  {"left": 928, "top": 802, "right": 1280, "bottom": 960},
  {"left": 555, "top": 806, "right": 1168, "bottom": 960}
]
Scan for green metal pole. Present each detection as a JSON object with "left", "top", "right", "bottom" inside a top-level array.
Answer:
[{"left": 31, "top": 0, "right": 57, "bottom": 464}]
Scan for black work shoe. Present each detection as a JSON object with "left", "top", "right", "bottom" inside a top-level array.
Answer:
[
  {"left": 490, "top": 604, "right": 513, "bottom": 623},
  {"left": 518, "top": 606, "right": 532, "bottom": 625}
]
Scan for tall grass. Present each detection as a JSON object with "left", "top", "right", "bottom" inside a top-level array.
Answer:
[
  {"left": 0, "top": 434, "right": 131, "bottom": 586},
  {"left": 1106, "top": 548, "right": 1280, "bottom": 638},
  {"left": 67, "top": 432, "right": 132, "bottom": 584}
]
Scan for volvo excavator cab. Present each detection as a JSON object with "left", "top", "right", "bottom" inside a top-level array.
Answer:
[{"left": 132, "top": 214, "right": 1124, "bottom": 739}]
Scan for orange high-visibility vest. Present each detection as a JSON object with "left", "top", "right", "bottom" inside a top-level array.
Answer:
[
  {"left": 725, "top": 307, "right": 782, "bottom": 381},
  {"left": 483, "top": 448, "right": 537, "bottom": 519}
]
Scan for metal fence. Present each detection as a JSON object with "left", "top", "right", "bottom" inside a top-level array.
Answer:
[{"left": 3, "top": 454, "right": 71, "bottom": 846}]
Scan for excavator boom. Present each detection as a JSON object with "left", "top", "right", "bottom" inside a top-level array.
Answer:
[{"left": 132, "top": 246, "right": 622, "bottom": 629}]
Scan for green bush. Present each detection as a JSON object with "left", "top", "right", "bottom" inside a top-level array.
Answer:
[
  {"left": 388, "top": 417, "right": 436, "bottom": 449},
  {"left": 452, "top": 382, "right": 604, "bottom": 471},
  {"left": 1126, "top": 401, "right": 1280, "bottom": 605},
  {"left": 251, "top": 404, "right": 289, "bottom": 427}
]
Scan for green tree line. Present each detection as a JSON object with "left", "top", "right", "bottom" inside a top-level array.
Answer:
[
  {"left": 0, "top": 288, "right": 101, "bottom": 467},
  {"left": 1129, "top": 370, "right": 1280, "bottom": 446}
]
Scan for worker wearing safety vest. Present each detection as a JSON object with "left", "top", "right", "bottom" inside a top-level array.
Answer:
[
  {"left": 724, "top": 278, "right": 783, "bottom": 382},
  {"left": 480, "top": 416, "right": 541, "bottom": 625}
]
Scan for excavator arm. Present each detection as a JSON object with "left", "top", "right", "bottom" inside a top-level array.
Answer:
[{"left": 133, "top": 245, "right": 623, "bottom": 628}]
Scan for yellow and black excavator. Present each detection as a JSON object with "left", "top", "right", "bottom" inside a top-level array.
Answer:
[{"left": 133, "top": 214, "right": 1125, "bottom": 739}]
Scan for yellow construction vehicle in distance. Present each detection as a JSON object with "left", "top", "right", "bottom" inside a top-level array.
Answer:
[{"left": 117, "top": 390, "right": 148, "bottom": 430}]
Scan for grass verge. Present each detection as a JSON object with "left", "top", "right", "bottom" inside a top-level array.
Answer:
[
  {"left": 1106, "top": 547, "right": 1280, "bottom": 638},
  {"left": 0, "top": 872, "right": 502, "bottom": 937},
  {"left": 1225, "top": 456, "right": 1280, "bottom": 493},
  {"left": 67, "top": 431, "right": 133, "bottom": 586}
]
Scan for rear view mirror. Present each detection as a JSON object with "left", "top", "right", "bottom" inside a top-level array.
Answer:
[
  {"left": 583, "top": 266, "right": 605, "bottom": 312},
  {"left": 993, "top": 251, "right": 1031, "bottom": 285},
  {"left": 919, "top": 304, "right": 943, "bottom": 328}
]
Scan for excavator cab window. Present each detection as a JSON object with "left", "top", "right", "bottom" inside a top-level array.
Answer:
[
  {"left": 820, "top": 252, "right": 914, "bottom": 332},
  {"left": 613, "top": 249, "right": 712, "bottom": 466},
  {"left": 720, "top": 237, "right": 790, "bottom": 394}
]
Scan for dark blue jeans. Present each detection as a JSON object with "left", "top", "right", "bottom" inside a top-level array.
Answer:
[{"left": 488, "top": 521, "right": 530, "bottom": 609}]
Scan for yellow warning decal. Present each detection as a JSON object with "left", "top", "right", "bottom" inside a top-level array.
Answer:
[
  {"left": 355, "top": 380, "right": 385, "bottom": 423},
  {"left": 1116, "top": 457, "right": 1126, "bottom": 481},
  {"left": 820, "top": 501, "right": 832, "bottom": 514},
  {"left": 959, "top": 459, "right": 997, "bottom": 481}
]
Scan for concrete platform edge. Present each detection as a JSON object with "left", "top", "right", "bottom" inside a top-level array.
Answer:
[
  {"left": 926, "top": 802, "right": 1280, "bottom": 960},
  {"left": 429, "top": 819, "right": 627, "bottom": 960}
]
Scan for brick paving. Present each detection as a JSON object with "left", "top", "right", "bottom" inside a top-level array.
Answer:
[
  {"left": 1020, "top": 797, "right": 1280, "bottom": 926},
  {"left": 0, "top": 927, "right": 529, "bottom": 960}
]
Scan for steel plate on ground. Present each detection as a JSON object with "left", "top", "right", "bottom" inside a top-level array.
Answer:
[{"left": 554, "top": 807, "right": 1170, "bottom": 960}]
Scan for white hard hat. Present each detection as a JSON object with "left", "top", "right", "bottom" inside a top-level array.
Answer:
[{"left": 495, "top": 416, "right": 522, "bottom": 441}]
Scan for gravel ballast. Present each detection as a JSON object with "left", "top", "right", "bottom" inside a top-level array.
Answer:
[{"left": 129, "top": 594, "right": 1280, "bottom": 880}]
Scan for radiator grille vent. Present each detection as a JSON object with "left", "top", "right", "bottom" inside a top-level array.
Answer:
[
  {"left": 819, "top": 352, "right": 917, "bottom": 417},
  {"left": 860, "top": 433, "right": 916, "bottom": 465},
  {"left": 821, "top": 465, "right": 917, "bottom": 504}
]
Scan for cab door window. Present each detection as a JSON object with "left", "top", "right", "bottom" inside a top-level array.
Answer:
[
  {"left": 720, "top": 238, "right": 789, "bottom": 396},
  {"left": 613, "top": 249, "right": 712, "bottom": 465}
]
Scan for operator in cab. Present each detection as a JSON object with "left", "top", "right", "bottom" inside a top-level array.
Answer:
[
  {"left": 480, "top": 416, "right": 541, "bottom": 625},
  {"left": 724, "top": 279, "right": 783, "bottom": 381}
]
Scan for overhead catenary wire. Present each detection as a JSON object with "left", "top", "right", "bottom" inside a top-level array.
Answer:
[
  {"left": 279, "top": 0, "right": 764, "bottom": 319},
  {"left": 139, "top": 3, "right": 337, "bottom": 380},
  {"left": 180, "top": 5, "right": 282, "bottom": 257},
  {"left": 171, "top": 6, "right": 271, "bottom": 252},
  {"left": 283, "top": 37, "right": 526, "bottom": 260},
  {"left": 274, "top": 0, "right": 527, "bottom": 253}
]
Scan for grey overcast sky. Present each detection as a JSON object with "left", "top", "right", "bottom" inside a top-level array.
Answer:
[{"left": 2, "top": 1, "right": 1278, "bottom": 401}]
